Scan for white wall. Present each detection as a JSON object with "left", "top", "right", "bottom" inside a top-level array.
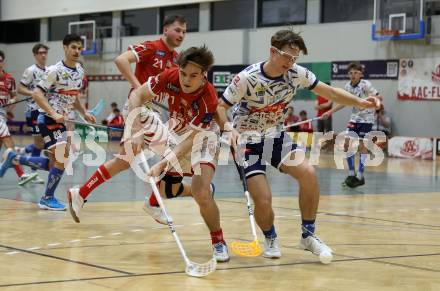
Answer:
[
  {"left": 1, "top": 0, "right": 225, "bottom": 20},
  {"left": 3, "top": 20, "right": 440, "bottom": 137}
]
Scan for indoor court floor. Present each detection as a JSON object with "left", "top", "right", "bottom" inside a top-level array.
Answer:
[{"left": 1, "top": 137, "right": 439, "bottom": 290}]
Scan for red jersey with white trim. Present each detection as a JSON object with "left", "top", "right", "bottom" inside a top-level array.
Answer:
[
  {"left": 147, "top": 67, "right": 218, "bottom": 134},
  {"left": 0, "top": 72, "right": 16, "bottom": 118},
  {"left": 37, "top": 61, "right": 84, "bottom": 115},
  {"left": 129, "top": 38, "right": 178, "bottom": 85}
]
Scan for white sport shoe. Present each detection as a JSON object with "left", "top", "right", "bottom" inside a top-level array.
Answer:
[
  {"left": 67, "top": 187, "right": 85, "bottom": 223},
  {"left": 262, "top": 236, "right": 281, "bottom": 258},
  {"left": 143, "top": 198, "right": 168, "bottom": 225},
  {"left": 299, "top": 235, "right": 333, "bottom": 264},
  {"left": 213, "top": 242, "right": 230, "bottom": 262}
]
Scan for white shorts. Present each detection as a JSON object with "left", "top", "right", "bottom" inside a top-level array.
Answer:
[
  {"left": 0, "top": 118, "right": 11, "bottom": 139},
  {"left": 123, "top": 108, "right": 218, "bottom": 177}
]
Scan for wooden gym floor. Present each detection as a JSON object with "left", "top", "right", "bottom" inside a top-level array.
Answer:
[{"left": 0, "top": 137, "right": 439, "bottom": 290}]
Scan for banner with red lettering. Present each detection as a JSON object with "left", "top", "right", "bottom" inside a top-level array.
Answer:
[
  {"left": 397, "top": 58, "right": 440, "bottom": 100},
  {"left": 388, "top": 136, "right": 433, "bottom": 160}
]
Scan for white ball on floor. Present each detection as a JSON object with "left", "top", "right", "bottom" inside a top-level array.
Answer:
[{"left": 319, "top": 251, "right": 333, "bottom": 264}]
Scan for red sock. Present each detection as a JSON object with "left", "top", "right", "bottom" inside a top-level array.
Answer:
[
  {"left": 79, "top": 165, "right": 111, "bottom": 199},
  {"left": 14, "top": 165, "right": 24, "bottom": 177},
  {"left": 149, "top": 191, "right": 159, "bottom": 207},
  {"left": 210, "top": 229, "right": 225, "bottom": 245}
]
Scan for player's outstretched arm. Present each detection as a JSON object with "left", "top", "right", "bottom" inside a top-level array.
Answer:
[
  {"left": 215, "top": 99, "right": 239, "bottom": 150},
  {"left": 215, "top": 99, "right": 232, "bottom": 130},
  {"left": 17, "top": 84, "right": 33, "bottom": 97},
  {"left": 114, "top": 50, "right": 141, "bottom": 90},
  {"left": 312, "top": 81, "right": 380, "bottom": 110}
]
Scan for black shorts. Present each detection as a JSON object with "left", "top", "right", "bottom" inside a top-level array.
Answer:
[
  {"left": 26, "top": 110, "right": 40, "bottom": 135},
  {"left": 346, "top": 122, "right": 373, "bottom": 139},
  {"left": 241, "top": 131, "right": 298, "bottom": 178},
  {"left": 37, "top": 113, "right": 67, "bottom": 149}
]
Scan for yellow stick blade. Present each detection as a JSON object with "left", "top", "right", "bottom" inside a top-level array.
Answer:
[{"left": 231, "top": 240, "right": 262, "bottom": 257}]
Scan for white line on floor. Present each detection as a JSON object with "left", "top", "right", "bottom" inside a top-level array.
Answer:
[
  {"left": 88, "top": 236, "right": 103, "bottom": 239},
  {"left": 5, "top": 251, "right": 20, "bottom": 255},
  {"left": 47, "top": 243, "right": 61, "bottom": 247}
]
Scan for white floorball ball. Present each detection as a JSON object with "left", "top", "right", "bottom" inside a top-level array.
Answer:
[{"left": 319, "top": 251, "right": 333, "bottom": 264}]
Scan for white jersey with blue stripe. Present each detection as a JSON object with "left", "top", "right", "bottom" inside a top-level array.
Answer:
[
  {"left": 344, "top": 79, "right": 379, "bottom": 124},
  {"left": 20, "top": 64, "right": 46, "bottom": 112},
  {"left": 222, "top": 62, "right": 318, "bottom": 133},
  {"left": 37, "top": 61, "right": 83, "bottom": 116}
]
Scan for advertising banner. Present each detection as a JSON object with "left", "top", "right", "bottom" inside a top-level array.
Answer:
[{"left": 397, "top": 58, "right": 440, "bottom": 100}]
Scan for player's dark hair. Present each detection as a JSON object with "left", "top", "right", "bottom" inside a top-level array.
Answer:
[
  {"left": 177, "top": 45, "right": 214, "bottom": 72},
  {"left": 271, "top": 30, "right": 308, "bottom": 55},
  {"left": 32, "top": 43, "right": 49, "bottom": 54},
  {"left": 63, "top": 34, "right": 83, "bottom": 46},
  {"left": 111, "top": 102, "right": 118, "bottom": 107},
  {"left": 347, "top": 62, "right": 363, "bottom": 72},
  {"left": 299, "top": 110, "right": 307, "bottom": 115},
  {"left": 0, "top": 50, "right": 4, "bottom": 61},
  {"left": 163, "top": 14, "right": 187, "bottom": 27}
]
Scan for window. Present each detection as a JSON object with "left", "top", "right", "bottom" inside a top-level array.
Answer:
[
  {"left": 160, "top": 4, "right": 199, "bottom": 32},
  {"left": 322, "top": 0, "right": 374, "bottom": 23},
  {"left": 258, "top": 0, "right": 306, "bottom": 27},
  {"left": 0, "top": 19, "right": 40, "bottom": 43},
  {"left": 49, "top": 15, "right": 80, "bottom": 41},
  {"left": 80, "top": 12, "right": 113, "bottom": 38},
  {"left": 122, "top": 8, "right": 158, "bottom": 36},
  {"left": 211, "top": 0, "right": 255, "bottom": 30}
]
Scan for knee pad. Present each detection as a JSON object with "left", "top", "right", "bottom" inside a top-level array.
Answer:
[{"left": 161, "top": 174, "right": 184, "bottom": 198}]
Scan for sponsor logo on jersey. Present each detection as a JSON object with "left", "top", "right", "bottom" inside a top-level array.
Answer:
[
  {"left": 62, "top": 71, "right": 70, "bottom": 80},
  {"left": 202, "top": 113, "right": 213, "bottom": 123},
  {"left": 155, "top": 50, "right": 166, "bottom": 57},
  {"left": 192, "top": 101, "right": 199, "bottom": 111},
  {"left": 255, "top": 86, "right": 266, "bottom": 97},
  {"left": 167, "top": 83, "right": 180, "bottom": 93}
]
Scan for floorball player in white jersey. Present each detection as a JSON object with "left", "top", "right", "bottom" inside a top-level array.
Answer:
[
  {"left": 0, "top": 34, "right": 96, "bottom": 211},
  {"left": 323, "top": 62, "right": 383, "bottom": 188},
  {"left": 215, "top": 29, "right": 380, "bottom": 263},
  {"left": 16, "top": 43, "right": 51, "bottom": 184}
]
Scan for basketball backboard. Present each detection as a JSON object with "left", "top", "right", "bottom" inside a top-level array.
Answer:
[
  {"left": 68, "top": 20, "right": 97, "bottom": 55},
  {"left": 372, "top": 0, "right": 425, "bottom": 41}
]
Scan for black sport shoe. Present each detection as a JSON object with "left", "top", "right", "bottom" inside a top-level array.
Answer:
[
  {"left": 353, "top": 177, "right": 365, "bottom": 187},
  {"left": 343, "top": 176, "right": 365, "bottom": 188},
  {"left": 342, "top": 175, "right": 358, "bottom": 188}
]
